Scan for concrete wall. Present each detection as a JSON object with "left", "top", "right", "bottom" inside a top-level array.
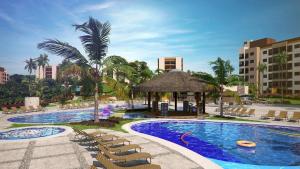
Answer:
[{"left": 25, "top": 97, "right": 40, "bottom": 109}]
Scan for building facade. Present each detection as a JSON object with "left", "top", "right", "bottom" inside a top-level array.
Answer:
[
  {"left": 0, "top": 67, "right": 9, "bottom": 84},
  {"left": 36, "top": 65, "right": 58, "bottom": 80},
  {"left": 158, "top": 57, "right": 183, "bottom": 72},
  {"left": 239, "top": 37, "right": 300, "bottom": 96}
]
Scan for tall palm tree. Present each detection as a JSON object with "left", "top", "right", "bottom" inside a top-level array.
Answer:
[
  {"left": 37, "top": 54, "right": 49, "bottom": 79},
  {"left": 24, "top": 58, "right": 37, "bottom": 96},
  {"left": 274, "top": 51, "right": 288, "bottom": 103},
  {"left": 38, "top": 17, "right": 111, "bottom": 123},
  {"left": 209, "top": 57, "right": 234, "bottom": 116},
  {"left": 257, "top": 62, "right": 267, "bottom": 97}
]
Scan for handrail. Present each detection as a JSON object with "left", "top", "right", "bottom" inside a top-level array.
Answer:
[{"left": 180, "top": 131, "right": 192, "bottom": 145}]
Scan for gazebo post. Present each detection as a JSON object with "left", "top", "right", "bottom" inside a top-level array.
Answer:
[
  {"left": 202, "top": 92, "right": 206, "bottom": 114},
  {"left": 195, "top": 92, "right": 200, "bottom": 116},
  {"left": 174, "top": 92, "right": 178, "bottom": 112},
  {"left": 147, "top": 92, "right": 151, "bottom": 110}
]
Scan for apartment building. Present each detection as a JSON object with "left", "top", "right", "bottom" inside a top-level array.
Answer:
[
  {"left": 158, "top": 57, "right": 183, "bottom": 72},
  {"left": 36, "top": 65, "right": 58, "bottom": 80},
  {"left": 239, "top": 37, "right": 300, "bottom": 96},
  {"left": 0, "top": 67, "right": 9, "bottom": 84}
]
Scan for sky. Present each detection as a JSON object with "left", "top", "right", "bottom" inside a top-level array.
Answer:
[{"left": 0, "top": 0, "right": 300, "bottom": 75}]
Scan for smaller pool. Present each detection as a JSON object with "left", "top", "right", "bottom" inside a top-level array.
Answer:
[{"left": 0, "top": 127, "right": 65, "bottom": 140}]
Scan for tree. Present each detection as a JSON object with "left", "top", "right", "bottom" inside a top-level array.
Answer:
[
  {"left": 257, "top": 62, "right": 267, "bottom": 97},
  {"left": 36, "top": 54, "right": 49, "bottom": 79},
  {"left": 24, "top": 58, "right": 37, "bottom": 96},
  {"left": 38, "top": 17, "right": 111, "bottom": 123},
  {"left": 274, "top": 51, "right": 288, "bottom": 103},
  {"left": 209, "top": 57, "right": 234, "bottom": 116}
]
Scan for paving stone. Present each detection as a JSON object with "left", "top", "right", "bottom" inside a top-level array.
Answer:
[
  {"left": 152, "top": 153, "right": 199, "bottom": 169},
  {"left": 0, "top": 149, "right": 26, "bottom": 163},
  {"left": 0, "top": 142, "right": 29, "bottom": 151},
  {"left": 35, "top": 136, "right": 70, "bottom": 146},
  {"left": 0, "top": 161, "right": 20, "bottom": 169},
  {"left": 29, "top": 154, "right": 80, "bottom": 169},
  {"left": 140, "top": 143, "right": 170, "bottom": 156},
  {"left": 126, "top": 136, "right": 151, "bottom": 144},
  {"left": 32, "top": 144, "right": 74, "bottom": 158}
]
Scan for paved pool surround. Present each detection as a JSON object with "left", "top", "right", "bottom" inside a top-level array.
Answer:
[{"left": 123, "top": 119, "right": 300, "bottom": 169}]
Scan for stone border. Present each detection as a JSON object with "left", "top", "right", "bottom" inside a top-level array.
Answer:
[
  {"left": 123, "top": 119, "right": 300, "bottom": 169},
  {"left": 122, "top": 119, "right": 223, "bottom": 169},
  {"left": 0, "top": 126, "right": 73, "bottom": 143}
]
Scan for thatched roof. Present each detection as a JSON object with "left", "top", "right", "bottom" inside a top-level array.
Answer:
[{"left": 135, "top": 70, "right": 208, "bottom": 92}]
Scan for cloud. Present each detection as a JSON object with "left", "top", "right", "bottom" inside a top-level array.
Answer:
[
  {"left": 77, "top": 1, "right": 114, "bottom": 13},
  {"left": 0, "top": 11, "right": 14, "bottom": 23}
]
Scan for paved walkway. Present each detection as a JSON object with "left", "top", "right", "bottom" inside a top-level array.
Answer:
[{"left": 0, "top": 128, "right": 203, "bottom": 169}]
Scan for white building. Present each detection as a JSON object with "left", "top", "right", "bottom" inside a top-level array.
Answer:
[
  {"left": 36, "top": 65, "right": 58, "bottom": 80},
  {"left": 158, "top": 57, "right": 183, "bottom": 72}
]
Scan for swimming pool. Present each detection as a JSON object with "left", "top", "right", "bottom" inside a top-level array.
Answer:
[
  {"left": 0, "top": 127, "right": 65, "bottom": 140},
  {"left": 131, "top": 121, "right": 300, "bottom": 169}
]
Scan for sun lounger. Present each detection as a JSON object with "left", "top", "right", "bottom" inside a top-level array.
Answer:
[
  {"left": 274, "top": 111, "right": 288, "bottom": 121},
  {"left": 98, "top": 145, "right": 152, "bottom": 163},
  {"left": 1, "top": 107, "right": 10, "bottom": 114},
  {"left": 100, "top": 144, "right": 142, "bottom": 154},
  {"left": 224, "top": 107, "right": 233, "bottom": 115},
  {"left": 288, "top": 112, "right": 300, "bottom": 123},
  {"left": 261, "top": 110, "right": 275, "bottom": 119},
  {"left": 96, "top": 153, "right": 161, "bottom": 169},
  {"left": 230, "top": 107, "right": 242, "bottom": 116},
  {"left": 236, "top": 108, "right": 248, "bottom": 116}
]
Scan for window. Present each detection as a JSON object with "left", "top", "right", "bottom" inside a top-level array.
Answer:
[
  {"left": 295, "top": 53, "right": 300, "bottom": 58},
  {"left": 263, "top": 83, "right": 267, "bottom": 86},
  {"left": 245, "top": 68, "right": 249, "bottom": 74},
  {"left": 250, "top": 52, "right": 254, "bottom": 56},
  {"left": 239, "top": 61, "right": 244, "bottom": 66},
  {"left": 295, "top": 72, "right": 300, "bottom": 76},
  {"left": 273, "top": 65, "right": 279, "bottom": 71},
  {"left": 295, "top": 62, "right": 300, "bottom": 67},
  {"left": 263, "top": 58, "right": 267, "bottom": 62},
  {"left": 269, "top": 82, "right": 272, "bottom": 87},
  {"left": 239, "top": 54, "right": 244, "bottom": 59},
  {"left": 269, "top": 73, "right": 273, "bottom": 80},
  {"left": 268, "top": 57, "right": 273, "bottom": 64},
  {"left": 239, "top": 69, "right": 244, "bottom": 74},
  {"left": 273, "top": 48, "right": 279, "bottom": 55},
  {"left": 287, "top": 45, "right": 293, "bottom": 52},
  {"left": 268, "top": 49, "right": 273, "bottom": 55},
  {"left": 250, "top": 75, "right": 254, "bottom": 79},
  {"left": 295, "top": 81, "right": 300, "bottom": 85},
  {"left": 245, "top": 53, "right": 249, "bottom": 59},
  {"left": 245, "top": 76, "right": 249, "bottom": 82},
  {"left": 250, "top": 67, "right": 254, "bottom": 71},
  {"left": 288, "top": 54, "right": 292, "bottom": 61},
  {"left": 269, "top": 66, "right": 273, "bottom": 72},
  {"left": 250, "top": 60, "right": 254, "bottom": 63},
  {"left": 245, "top": 61, "right": 249, "bottom": 66},
  {"left": 263, "top": 50, "right": 268, "bottom": 54},
  {"left": 294, "top": 44, "right": 300, "bottom": 49},
  {"left": 263, "top": 74, "right": 267, "bottom": 78}
]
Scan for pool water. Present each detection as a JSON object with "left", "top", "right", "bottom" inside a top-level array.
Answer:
[
  {"left": 0, "top": 127, "right": 65, "bottom": 140},
  {"left": 131, "top": 121, "right": 300, "bottom": 168},
  {"left": 123, "top": 113, "right": 153, "bottom": 119}
]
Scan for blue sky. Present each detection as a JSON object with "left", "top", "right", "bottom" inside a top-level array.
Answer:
[{"left": 0, "top": 0, "right": 300, "bottom": 75}]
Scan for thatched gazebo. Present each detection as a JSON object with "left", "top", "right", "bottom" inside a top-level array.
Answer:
[{"left": 134, "top": 70, "right": 209, "bottom": 116}]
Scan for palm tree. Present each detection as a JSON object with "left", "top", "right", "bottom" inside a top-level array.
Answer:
[
  {"left": 274, "top": 51, "right": 288, "bottom": 103},
  {"left": 36, "top": 54, "right": 49, "bottom": 79},
  {"left": 257, "top": 63, "right": 267, "bottom": 97},
  {"left": 24, "top": 58, "right": 37, "bottom": 96},
  {"left": 38, "top": 17, "right": 111, "bottom": 123},
  {"left": 209, "top": 57, "right": 234, "bottom": 116}
]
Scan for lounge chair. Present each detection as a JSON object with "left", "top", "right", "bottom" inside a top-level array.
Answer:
[
  {"left": 224, "top": 107, "right": 233, "bottom": 115},
  {"left": 274, "top": 111, "right": 288, "bottom": 121},
  {"left": 236, "top": 108, "right": 248, "bottom": 116},
  {"left": 10, "top": 107, "right": 18, "bottom": 113},
  {"left": 230, "top": 107, "right": 242, "bottom": 116},
  {"left": 245, "top": 109, "right": 255, "bottom": 117},
  {"left": 261, "top": 110, "right": 275, "bottom": 120},
  {"left": 1, "top": 107, "right": 10, "bottom": 114},
  {"left": 98, "top": 145, "right": 152, "bottom": 163},
  {"left": 288, "top": 112, "right": 300, "bottom": 123},
  {"left": 100, "top": 144, "right": 142, "bottom": 154},
  {"left": 96, "top": 153, "right": 161, "bottom": 169}
]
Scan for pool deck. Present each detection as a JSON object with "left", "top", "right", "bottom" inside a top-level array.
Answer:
[{"left": 0, "top": 127, "right": 204, "bottom": 169}]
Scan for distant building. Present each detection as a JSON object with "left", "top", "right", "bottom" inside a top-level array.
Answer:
[
  {"left": 36, "top": 65, "right": 58, "bottom": 80},
  {"left": 0, "top": 67, "right": 9, "bottom": 84},
  {"left": 158, "top": 57, "right": 183, "bottom": 72},
  {"left": 239, "top": 37, "right": 300, "bottom": 96}
]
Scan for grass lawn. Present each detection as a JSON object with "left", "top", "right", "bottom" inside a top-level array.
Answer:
[
  {"left": 264, "top": 97, "right": 300, "bottom": 105},
  {"left": 207, "top": 115, "right": 267, "bottom": 123},
  {"left": 9, "top": 119, "right": 142, "bottom": 133}
]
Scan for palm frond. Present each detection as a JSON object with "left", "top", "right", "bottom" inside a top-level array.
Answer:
[{"left": 37, "top": 39, "right": 88, "bottom": 65}]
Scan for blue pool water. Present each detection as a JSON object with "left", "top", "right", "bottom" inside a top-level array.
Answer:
[
  {"left": 131, "top": 121, "right": 300, "bottom": 168},
  {"left": 0, "top": 127, "right": 65, "bottom": 140}
]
